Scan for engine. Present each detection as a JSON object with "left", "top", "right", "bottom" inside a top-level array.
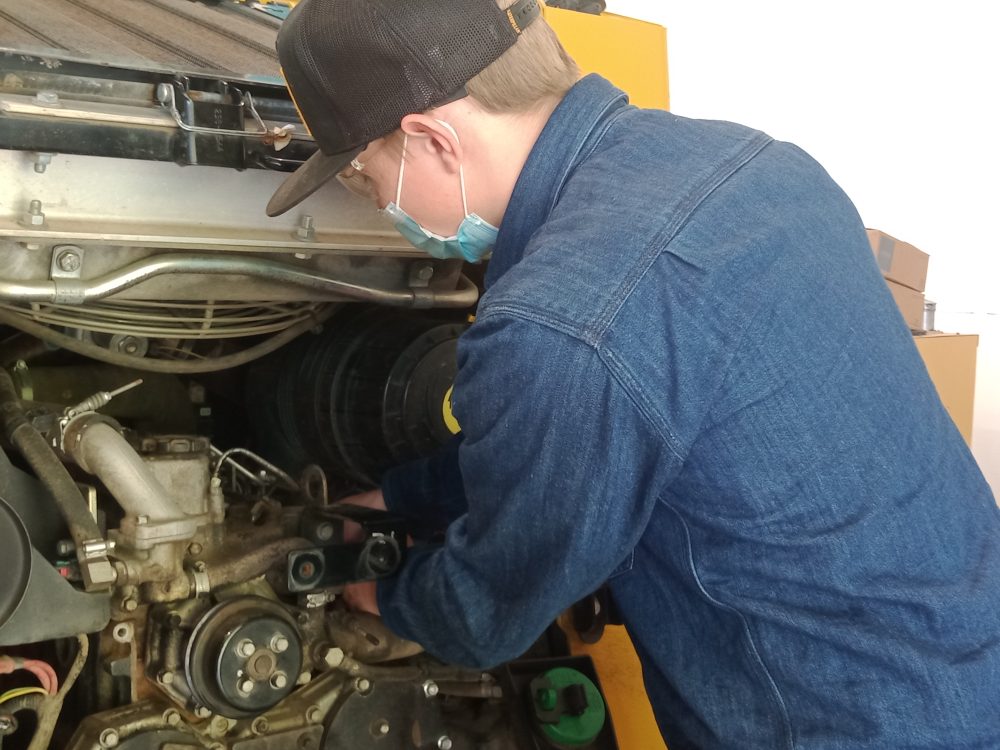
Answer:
[{"left": 0, "top": 33, "right": 616, "bottom": 750}]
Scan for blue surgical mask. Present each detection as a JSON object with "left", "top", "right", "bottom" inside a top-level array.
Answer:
[{"left": 381, "top": 121, "right": 499, "bottom": 264}]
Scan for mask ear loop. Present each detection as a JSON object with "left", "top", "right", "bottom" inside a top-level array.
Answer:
[
  {"left": 435, "top": 120, "right": 469, "bottom": 217},
  {"left": 395, "top": 134, "right": 408, "bottom": 209}
]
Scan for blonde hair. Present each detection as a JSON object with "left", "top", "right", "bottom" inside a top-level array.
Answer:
[{"left": 465, "top": 0, "right": 581, "bottom": 113}]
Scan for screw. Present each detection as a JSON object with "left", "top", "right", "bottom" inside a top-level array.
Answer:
[
  {"left": 354, "top": 677, "right": 371, "bottom": 694},
  {"left": 251, "top": 717, "right": 269, "bottom": 735},
  {"left": 372, "top": 719, "right": 390, "bottom": 736},
  {"left": 163, "top": 709, "right": 182, "bottom": 727},
  {"left": 271, "top": 634, "right": 290, "bottom": 653},
  {"left": 437, "top": 737, "right": 453, "bottom": 750},
  {"left": 99, "top": 728, "right": 120, "bottom": 748},
  {"left": 237, "top": 639, "right": 256, "bottom": 658},
  {"left": 158, "top": 670, "right": 175, "bottom": 685},
  {"left": 56, "top": 249, "right": 81, "bottom": 273},
  {"left": 238, "top": 679, "right": 255, "bottom": 695},
  {"left": 295, "top": 215, "right": 315, "bottom": 241},
  {"left": 416, "top": 264, "right": 434, "bottom": 281},
  {"left": 315, "top": 522, "right": 335, "bottom": 542},
  {"left": 270, "top": 672, "right": 288, "bottom": 690},
  {"left": 422, "top": 680, "right": 439, "bottom": 698}
]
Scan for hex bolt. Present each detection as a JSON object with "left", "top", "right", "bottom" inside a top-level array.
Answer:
[
  {"left": 305, "top": 705, "right": 323, "bottom": 724},
  {"left": 187, "top": 542, "right": 203, "bottom": 556},
  {"left": 122, "top": 596, "right": 139, "bottom": 613},
  {"left": 56, "top": 249, "right": 81, "bottom": 273},
  {"left": 437, "top": 737, "right": 453, "bottom": 750},
  {"left": 295, "top": 215, "right": 316, "bottom": 241},
  {"left": 422, "top": 680, "right": 439, "bottom": 698},
  {"left": 99, "top": 728, "right": 120, "bottom": 748},
  {"left": 238, "top": 679, "right": 255, "bottom": 695},
  {"left": 158, "top": 670, "right": 175, "bottom": 686},
  {"left": 354, "top": 677, "right": 372, "bottom": 694},
  {"left": 236, "top": 639, "right": 256, "bottom": 658},
  {"left": 163, "top": 709, "right": 182, "bottom": 727},
  {"left": 34, "top": 152, "right": 53, "bottom": 174},
  {"left": 416, "top": 264, "right": 434, "bottom": 281},
  {"left": 270, "top": 634, "right": 290, "bottom": 653},
  {"left": 315, "top": 522, "right": 335, "bottom": 542},
  {"left": 323, "top": 646, "right": 345, "bottom": 669},
  {"left": 270, "top": 671, "right": 288, "bottom": 690},
  {"left": 20, "top": 200, "right": 46, "bottom": 228},
  {"left": 195, "top": 706, "right": 213, "bottom": 719},
  {"left": 372, "top": 719, "right": 390, "bottom": 736},
  {"left": 251, "top": 717, "right": 269, "bottom": 735}
]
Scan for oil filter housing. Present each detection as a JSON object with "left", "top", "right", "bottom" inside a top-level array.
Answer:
[{"left": 247, "top": 305, "right": 466, "bottom": 487}]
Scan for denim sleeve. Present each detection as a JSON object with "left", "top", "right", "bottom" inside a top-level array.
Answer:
[
  {"left": 376, "top": 311, "right": 676, "bottom": 668},
  {"left": 380, "top": 435, "right": 468, "bottom": 539}
]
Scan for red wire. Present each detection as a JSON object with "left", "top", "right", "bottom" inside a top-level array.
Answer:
[{"left": 0, "top": 656, "right": 59, "bottom": 695}]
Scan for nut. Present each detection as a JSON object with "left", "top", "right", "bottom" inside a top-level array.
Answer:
[{"left": 422, "top": 680, "right": 439, "bottom": 698}]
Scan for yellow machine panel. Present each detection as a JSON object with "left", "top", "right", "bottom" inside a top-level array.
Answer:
[{"left": 545, "top": 5, "right": 669, "bottom": 111}]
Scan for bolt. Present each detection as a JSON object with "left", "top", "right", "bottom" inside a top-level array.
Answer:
[
  {"left": 372, "top": 719, "right": 390, "bottom": 736},
  {"left": 163, "top": 709, "right": 181, "bottom": 727},
  {"left": 323, "top": 646, "right": 345, "bottom": 669},
  {"left": 0, "top": 716, "right": 15, "bottom": 733},
  {"left": 99, "top": 728, "right": 120, "bottom": 748},
  {"left": 251, "top": 716, "right": 269, "bottom": 735},
  {"left": 195, "top": 706, "right": 212, "bottom": 719},
  {"left": 238, "top": 679, "right": 255, "bottom": 695},
  {"left": 55, "top": 539, "right": 75, "bottom": 557},
  {"left": 271, "top": 634, "right": 290, "bottom": 653},
  {"left": 295, "top": 214, "right": 315, "bottom": 241},
  {"left": 270, "top": 671, "right": 288, "bottom": 690},
  {"left": 416, "top": 264, "right": 434, "bottom": 281},
  {"left": 56, "top": 249, "right": 81, "bottom": 273},
  {"left": 136, "top": 515, "right": 148, "bottom": 526},
  {"left": 193, "top": 560, "right": 207, "bottom": 573},
  {"left": 34, "top": 152, "right": 53, "bottom": 174},
  {"left": 305, "top": 705, "right": 323, "bottom": 724},
  {"left": 298, "top": 671, "right": 312, "bottom": 685},
  {"left": 354, "top": 677, "right": 372, "bottom": 694},
  {"left": 20, "top": 200, "right": 46, "bottom": 228},
  {"left": 315, "top": 522, "right": 335, "bottom": 542},
  {"left": 437, "top": 737, "right": 453, "bottom": 750},
  {"left": 237, "top": 639, "right": 256, "bottom": 658},
  {"left": 122, "top": 596, "right": 139, "bottom": 612},
  {"left": 211, "top": 716, "right": 229, "bottom": 734},
  {"left": 158, "top": 670, "right": 175, "bottom": 685},
  {"left": 422, "top": 680, "right": 439, "bottom": 698},
  {"left": 187, "top": 542, "right": 203, "bottom": 556}
]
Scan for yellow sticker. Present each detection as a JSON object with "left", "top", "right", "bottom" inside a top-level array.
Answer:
[{"left": 442, "top": 385, "right": 461, "bottom": 435}]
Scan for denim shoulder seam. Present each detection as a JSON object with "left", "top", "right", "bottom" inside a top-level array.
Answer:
[
  {"left": 662, "top": 498, "right": 796, "bottom": 749},
  {"left": 589, "top": 132, "right": 775, "bottom": 343},
  {"left": 475, "top": 305, "right": 685, "bottom": 462}
]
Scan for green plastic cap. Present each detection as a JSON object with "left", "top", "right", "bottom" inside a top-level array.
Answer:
[{"left": 531, "top": 667, "right": 607, "bottom": 747}]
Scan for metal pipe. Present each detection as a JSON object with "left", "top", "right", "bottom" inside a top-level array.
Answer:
[
  {"left": 0, "top": 254, "right": 479, "bottom": 308},
  {"left": 69, "top": 421, "right": 184, "bottom": 523},
  {"left": 206, "top": 537, "right": 313, "bottom": 590}
]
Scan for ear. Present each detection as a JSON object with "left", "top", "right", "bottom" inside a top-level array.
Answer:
[{"left": 399, "top": 114, "right": 463, "bottom": 174}]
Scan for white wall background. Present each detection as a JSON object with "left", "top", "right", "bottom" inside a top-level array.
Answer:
[{"left": 607, "top": 0, "right": 999, "bottom": 494}]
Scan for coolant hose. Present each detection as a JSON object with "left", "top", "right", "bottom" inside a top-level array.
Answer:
[{"left": 0, "top": 370, "right": 103, "bottom": 548}]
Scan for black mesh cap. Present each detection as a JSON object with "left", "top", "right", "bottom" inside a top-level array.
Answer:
[{"left": 266, "top": 0, "right": 542, "bottom": 217}]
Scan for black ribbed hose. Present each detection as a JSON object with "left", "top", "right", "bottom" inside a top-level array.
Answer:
[{"left": 0, "top": 369, "right": 103, "bottom": 547}]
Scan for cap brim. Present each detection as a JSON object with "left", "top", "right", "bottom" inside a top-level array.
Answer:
[{"left": 266, "top": 145, "right": 363, "bottom": 217}]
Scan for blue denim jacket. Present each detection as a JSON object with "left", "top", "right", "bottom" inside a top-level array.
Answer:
[{"left": 377, "top": 75, "right": 1000, "bottom": 748}]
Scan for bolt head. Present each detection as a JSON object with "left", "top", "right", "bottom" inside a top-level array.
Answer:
[
  {"left": 238, "top": 679, "right": 255, "bottom": 695},
  {"left": 195, "top": 706, "right": 213, "bottom": 719},
  {"left": 271, "top": 635, "right": 290, "bottom": 653},
  {"left": 270, "top": 672, "right": 288, "bottom": 690},
  {"left": 437, "top": 737, "right": 453, "bottom": 750},
  {"left": 323, "top": 646, "right": 345, "bottom": 669},
  {"left": 372, "top": 719, "right": 390, "bottom": 736},
  {"left": 237, "top": 639, "right": 256, "bottom": 658},
  {"left": 123, "top": 597, "right": 139, "bottom": 612},
  {"left": 306, "top": 705, "right": 323, "bottom": 724},
  {"left": 99, "top": 728, "right": 120, "bottom": 748},
  {"left": 355, "top": 677, "right": 371, "bottom": 694},
  {"left": 251, "top": 717, "right": 269, "bottom": 735},
  {"left": 315, "top": 522, "right": 335, "bottom": 542},
  {"left": 423, "top": 680, "right": 439, "bottom": 698},
  {"left": 187, "top": 542, "right": 203, "bottom": 556},
  {"left": 163, "top": 709, "right": 182, "bottom": 727},
  {"left": 158, "top": 670, "right": 175, "bottom": 685},
  {"left": 57, "top": 251, "right": 81, "bottom": 272}
]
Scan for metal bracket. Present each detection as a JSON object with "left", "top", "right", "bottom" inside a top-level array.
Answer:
[{"left": 49, "top": 244, "right": 84, "bottom": 280}]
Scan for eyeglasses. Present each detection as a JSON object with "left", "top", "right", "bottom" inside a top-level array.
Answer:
[{"left": 336, "top": 157, "right": 380, "bottom": 202}]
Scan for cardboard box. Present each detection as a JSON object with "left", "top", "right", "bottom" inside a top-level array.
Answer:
[
  {"left": 886, "top": 279, "right": 926, "bottom": 331},
  {"left": 867, "top": 229, "right": 929, "bottom": 292},
  {"left": 915, "top": 333, "right": 978, "bottom": 445}
]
